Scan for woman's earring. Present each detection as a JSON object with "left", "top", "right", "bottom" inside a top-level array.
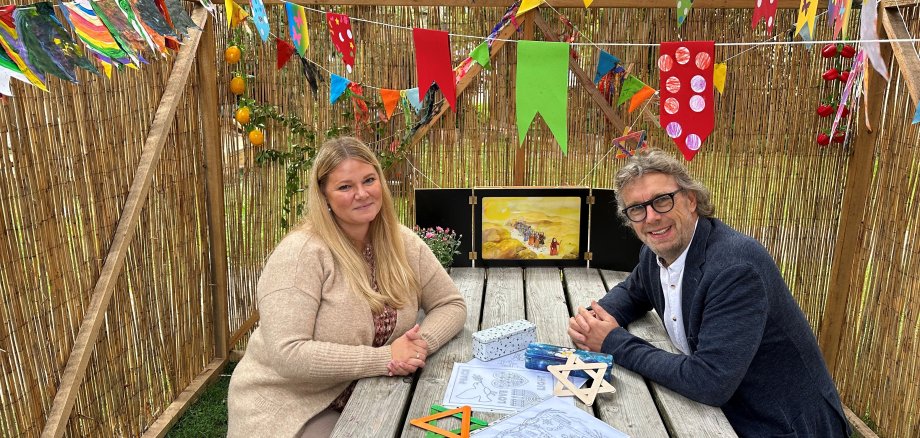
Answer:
[{"left": 327, "top": 204, "right": 332, "bottom": 212}]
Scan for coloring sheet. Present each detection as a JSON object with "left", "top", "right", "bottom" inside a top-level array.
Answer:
[
  {"left": 470, "top": 396, "right": 630, "bottom": 438},
  {"left": 467, "top": 352, "right": 588, "bottom": 388},
  {"left": 443, "top": 363, "right": 568, "bottom": 413}
]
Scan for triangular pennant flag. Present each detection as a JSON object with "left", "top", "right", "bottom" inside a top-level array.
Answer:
[
  {"left": 413, "top": 28, "right": 457, "bottom": 111},
  {"left": 326, "top": 12, "right": 356, "bottom": 74},
  {"left": 832, "top": 0, "right": 852, "bottom": 39},
  {"left": 276, "top": 37, "right": 295, "bottom": 69},
  {"left": 516, "top": 40, "right": 569, "bottom": 154},
  {"left": 132, "top": 0, "right": 176, "bottom": 40},
  {"left": 913, "top": 100, "right": 920, "bottom": 124},
  {"left": 547, "top": 356, "right": 616, "bottom": 406},
  {"left": 469, "top": 41, "right": 491, "bottom": 70},
  {"left": 0, "top": 48, "right": 26, "bottom": 86},
  {"left": 676, "top": 0, "right": 694, "bottom": 26},
  {"left": 60, "top": 0, "right": 136, "bottom": 68},
  {"left": 409, "top": 405, "right": 472, "bottom": 438},
  {"left": 594, "top": 51, "right": 620, "bottom": 84},
  {"left": 329, "top": 73, "right": 350, "bottom": 104},
  {"left": 795, "top": 0, "right": 818, "bottom": 42},
  {"left": 752, "top": 0, "right": 779, "bottom": 34},
  {"left": 405, "top": 87, "right": 422, "bottom": 113},
  {"left": 617, "top": 75, "right": 645, "bottom": 107},
  {"left": 713, "top": 63, "right": 727, "bottom": 94},
  {"left": 285, "top": 2, "right": 309, "bottom": 57},
  {"left": 517, "top": 0, "right": 544, "bottom": 16},
  {"left": 659, "top": 40, "right": 715, "bottom": 161},
  {"left": 380, "top": 88, "right": 401, "bottom": 120},
  {"left": 14, "top": 2, "right": 99, "bottom": 83},
  {"left": 101, "top": 61, "right": 112, "bottom": 78},
  {"left": 225, "top": 0, "right": 247, "bottom": 28},
  {"left": 860, "top": 0, "right": 888, "bottom": 81},
  {"left": 584, "top": 0, "right": 594, "bottom": 6},
  {"left": 0, "top": 6, "right": 47, "bottom": 90},
  {"left": 250, "top": 0, "right": 269, "bottom": 41},
  {"left": 628, "top": 85, "right": 655, "bottom": 113},
  {"left": 0, "top": 70, "right": 14, "bottom": 96},
  {"left": 91, "top": 0, "right": 148, "bottom": 63},
  {"left": 164, "top": 0, "right": 199, "bottom": 38}
]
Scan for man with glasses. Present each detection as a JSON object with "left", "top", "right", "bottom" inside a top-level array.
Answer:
[{"left": 568, "top": 148, "right": 850, "bottom": 437}]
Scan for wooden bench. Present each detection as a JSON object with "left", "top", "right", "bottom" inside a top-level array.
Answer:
[{"left": 332, "top": 267, "right": 737, "bottom": 438}]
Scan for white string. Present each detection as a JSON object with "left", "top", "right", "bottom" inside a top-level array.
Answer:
[{"left": 578, "top": 91, "right": 658, "bottom": 186}]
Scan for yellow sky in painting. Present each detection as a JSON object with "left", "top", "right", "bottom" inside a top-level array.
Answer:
[{"left": 483, "top": 197, "right": 580, "bottom": 222}]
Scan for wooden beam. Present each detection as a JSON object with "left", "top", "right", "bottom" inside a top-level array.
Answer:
[
  {"left": 264, "top": 0, "right": 805, "bottom": 8},
  {"left": 818, "top": 12, "right": 890, "bottom": 375},
  {"left": 140, "top": 358, "right": 228, "bottom": 438},
  {"left": 196, "top": 11, "right": 230, "bottom": 360},
  {"left": 407, "top": 11, "right": 528, "bottom": 146},
  {"left": 843, "top": 405, "right": 880, "bottom": 438},
  {"left": 881, "top": 7, "right": 920, "bottom": 105},
  {"left": 880, "top": 0, "right": 920, "bottom": 7},
  {"left": 228, "top": 310, "right": 261, "bottom": 347},
  {"left": 40, "top": 8, "right": 211, "bottom": 438},
  {"left": 531, "top": 13, "right": 628, "bottom": 134}
]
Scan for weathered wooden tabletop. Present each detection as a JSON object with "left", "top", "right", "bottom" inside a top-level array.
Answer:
[{"left": 331, "top": 267, "right": 738, "bottom": 438}]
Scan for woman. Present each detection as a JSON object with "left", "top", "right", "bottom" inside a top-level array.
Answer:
[{"left": 227, "top": 137, "right": 467, "bottom": 437}]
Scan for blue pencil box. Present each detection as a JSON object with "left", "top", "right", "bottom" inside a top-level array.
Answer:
[{"left": 524, "top": 342, "right": 614, "bottom": 381}]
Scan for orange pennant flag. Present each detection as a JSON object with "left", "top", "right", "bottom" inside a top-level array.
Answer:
[
  {"left": 628, "top": 85, "right": 656, "bottom": 113},
  {"left": 380, "top": 89, "right": 401, "bottom": 120}
]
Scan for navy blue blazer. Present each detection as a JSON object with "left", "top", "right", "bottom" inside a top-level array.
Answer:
[{"left": 598, "top": 218, "right": 850, "bottom": 437}]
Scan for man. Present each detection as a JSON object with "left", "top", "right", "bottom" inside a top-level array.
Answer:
[{"left": 569, "top": 148, "right": 850, "bottom": 437}]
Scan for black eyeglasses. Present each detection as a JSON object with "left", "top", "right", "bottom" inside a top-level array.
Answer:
[{"left": 622, "top": 189, "right": 685, "bottom": 222}]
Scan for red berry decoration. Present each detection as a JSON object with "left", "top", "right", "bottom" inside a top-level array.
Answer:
[
  {"left": 821, "top": 43, "right": 838, "bottom": 58},
  {"left": 838, "top": 70, "right": 851, "bottom": 82},
  {"left": 822, "top": 68, "right": 840, "bottom": 81},
  {"left": 817, "top": 133, "right": 831, "bottom": 146},
  {"left": 840, "top": 45, "right": 856, "bottom": 58},
  {"left": 817, "top": 104, "right": 834, "bottom": 117},
  {"left": 832, "top": 131, "right": 846, "bottom": 144}
]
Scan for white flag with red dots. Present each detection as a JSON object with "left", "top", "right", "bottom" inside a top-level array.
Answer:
[{"left": 658, "top": 41, "right": 715, "bottom": 161}]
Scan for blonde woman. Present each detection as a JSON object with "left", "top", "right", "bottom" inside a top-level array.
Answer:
[{"left": 228, "top": 137, "right": 467, "bottom": 437}]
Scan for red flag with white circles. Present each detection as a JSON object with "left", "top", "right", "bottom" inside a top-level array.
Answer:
[
  {"left": 658, "top": 41, "right": 714, "bottom": 161},
  {"left": 326, "top": 12, "right": 355, "bottom": 74}
]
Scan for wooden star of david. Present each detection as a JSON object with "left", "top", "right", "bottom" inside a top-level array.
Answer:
[{"left": 547, "top": 355, "right": 616, "bottom": 406}]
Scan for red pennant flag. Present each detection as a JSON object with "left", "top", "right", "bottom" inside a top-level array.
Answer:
[
  {"left": 658, "top": 40, "right": 715, "bottom": 161},
  {"left": 326, "top": 12, "right": 356, "bottom": 74},
  {"left": 276, "top": 37, "right": 295, "bottom": 69},
  {"left": 412, "top": 28, "right": 456, "bottom": 111},
  {"left": 380, "top": 89, "right": 401, "bottom": 120},
  {"left": 752, "top": 0, "right": 779, "bottom": 34}
]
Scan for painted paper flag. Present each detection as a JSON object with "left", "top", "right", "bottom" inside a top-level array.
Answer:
[
  {"left": 60, "top": 0, "right": 135, "bottom": 67},
  {"left": 133, "top": 0, "right": 175, "bottom": 39},
  {"left": 594, "top": 51, "right": 620, "bottom": 84},
  {"left": 795, "top": 0, "right": 818, "bottom": 41},
  {"left": 713, "top": 62, "right": 727, "bottom": 94},
  {"left": 860, "top": 0, "right": 888, "bottom": 80},
  {"left": 15, "top": 2, "right": 99, "bottom": 82},
  {"left": 116, "top": 0, "right": 166, "bottom": 55},
  {"left": 516, "top": 0, "right": 543, "bottom": 16},
  {"left": 330, "top": 73, "right": 350, "bottom": 104},
  {"left": 659, "top": 40, "right": 715, "bottom": 161},
  {"left": 628, "top": 85, "right": 655, "bottom": 113},
  {"left": 380, "top": 88, "right": 401, "bottom": 119},
  {"left": 0, "top": 48, "right": 26, "bottom": 95},
  {"left": 617, "top": 75, "right": 644, "bottom": 106},
  {"left": 326, "top": 12, "right": 356, "bottom": 74},
  {"left": 413, "top": 28, "right": 457, "bottom": 111},
  {"left": 276, "top": 37, "right": 295, "bottom": 69},
  {"left": 676, "top": 0, "right": 694, "bottom": 26},
  {"left": 285, "top": 3, "right": 309, "bottom": 57},
  {"left": 405, "top": 87, "right": 422, "bottom": 113},
  {"left": 0, "top": 5, "right": 46, "bottom": 90},
  {"left": 250, "top": 0, "right": 269, "bottom": 41},
  {"left": 516, "top": 40, "right": 569, "bottom": 154},
  {"left": 470, "top": 41, "right": 491, "bottom": 70},
  {"left": 224, "top": 0, "right": 247, "bottom": 28},
  {"left": 913, "top": 101, "right": 920, "bottom": 124},
  {"left": 831, "top": 50, "right": 863, "bottom": 135},
  {"left": 164, "top": 0, "right": 198, "bottom": 38},
  {"left": 752, "top": 0, "right": 779, "bottom": 34},
  {"left": 92, "top": 0, "right": 149, "bottom": 60},
  {"left": 832, "top": 0, "right": 852, "bottom": 39}
]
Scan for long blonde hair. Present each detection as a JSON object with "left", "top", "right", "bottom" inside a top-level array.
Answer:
[{"left": 299, "top": 137, "right": 417, "bottom": 313}]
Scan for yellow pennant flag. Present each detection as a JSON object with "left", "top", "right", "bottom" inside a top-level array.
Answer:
[
  {"left": 517, "top": 0, "right": 544, "bottom": 16},
  {"left": 583, "top": 0, "right": 594, "bottom": 6},
  {"left": 101, "top": 62, "right": 112, "bottom": 79},
  {"left": 713, "top": 63, "right": 727, "bottom": 95},
  {"left": 226, "top": 0, "right": 249, "bottom": 28}
]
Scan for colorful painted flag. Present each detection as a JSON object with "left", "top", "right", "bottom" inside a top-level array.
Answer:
[
  {"left": 164, "top": 0, "right": 198, "bottom": 38},
  {"left": 913, "top": 100, "right": 920, "bottom": 124},
  {"left": 860, "top": 0, "right": 888, "bottom": 80},
  {"left": 795, "top": 0, "right": 819, "bottom": 41},
  {"left": 405, "top": 87, "right": 421, "bottom": 113},
  {"left": 14, "top": 2, "right": 98, "bottom": 82},
  {"left": 659, "top": 40, "right": 715, "bottom": 161},
  {"left": 330, "top": 73, "right": 350, "bottom": 104},
  {"left": 677, "top": 0, "right": 694, "bottom": 26},
  {"left": 470, "top": 41, "right": 491, "bottom": 70},
  {"left": 832, "top": 0, "right": 852, "bottom": 39},
  {"left": 752, "top": 0, "right": 779, "bottom": 34},
  {"left": 0, "top": 48, "right": 26, "bottom": 95},
  {"left": 91, "top": 0, "right": 149, "bottom": 60},
  {"left": 380, "top": 88, "right": 401, "bottom": 119},
  {"left": 713, "top": 63, "right": 727, "bottom": 94},
  {"left": 285, "top": 2, "right": 309, "bottom": 57},
  {"left": 413, "top": 28, "right": 457, "bottom": 111},
  {"left": 250, "top": 0, "right": 269, "bottom": 41},
  {"left": 326, "top": 12, "right": 356, "bottom": 74},
  {"left": 594, "top": 51, "right": 620, "bottom": 84},
  {"left": 0, "top": 5, "right": 47, "bottom": 90},
  {"left": 116, "top": 0, "right": 165, "bottom": 55},
  {"left": 276, "top": 37, "right": 295, "bottom": 69},
  {"left": 516, "top": 41, "right": 569, "bottom": 154},
  {"left": 831, "top": 51, "right": 863, "bottom": 135},
  {"left": 628, "top": 86, "right": 655, "bottom": 113},
  {"left": 61, "top": 0, "right": 134, "bottom": 67}
]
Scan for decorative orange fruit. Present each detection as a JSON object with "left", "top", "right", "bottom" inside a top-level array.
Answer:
[
  {"left": 229, "top": 76, "right": 245, "bottom": 95},
  {"left": 235, "top": 106, "right": 251, "bottom": 125},
  {"left": 225, "top": 45, "right": 241, "bottom": 64},
  {"left": 248, "top": 128, "right": 264, "bottom": 145}
]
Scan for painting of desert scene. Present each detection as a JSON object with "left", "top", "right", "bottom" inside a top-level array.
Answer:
[{"left": 481, "top": 196, "right": 581, "bottom": 260}]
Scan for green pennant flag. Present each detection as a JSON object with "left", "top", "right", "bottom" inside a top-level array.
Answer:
[
  {"left": 516, "top": 41, "right": 569, "bottom": 154},
  {"left": 617, "top": 75, "right": 645, "bottom": 107},
  {"left": 470, "top": 41, "right": 490, "bottom": 70}
]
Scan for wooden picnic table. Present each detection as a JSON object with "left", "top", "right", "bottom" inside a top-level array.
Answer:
[{"left": 331, "top": 267, "right": 738, "bottom": 438}]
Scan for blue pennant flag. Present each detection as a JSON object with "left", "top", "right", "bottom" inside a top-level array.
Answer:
[
  {"left": 405, "top": 87, "right": 422, "bottom": 113},
  {"left": 330, "top": 73, "right": 351, "bottom": 104},
  {"left": 913, "top": 100, "right": 920, "bottom": 124},
  {"left": 594, "top": 51, "right": 620, "bottom": 84}
]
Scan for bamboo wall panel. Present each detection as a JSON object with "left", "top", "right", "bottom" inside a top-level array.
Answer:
[{"left": 0, "top": 3, "right": 214, "bottom": 437}]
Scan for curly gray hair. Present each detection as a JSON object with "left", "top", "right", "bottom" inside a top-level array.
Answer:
[{"left": 613, "top": 148, "right": 715, "bottom": 224}]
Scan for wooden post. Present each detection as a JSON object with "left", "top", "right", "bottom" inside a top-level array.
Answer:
[
  {"left": 40, "top": 8, "right": 211, "bottom": 438},
  {"left": 817, "top": 13, "right": 892, "bottom": 375},
  {"left": 196, "top": 9, "right": 230, "bottom": 360}
]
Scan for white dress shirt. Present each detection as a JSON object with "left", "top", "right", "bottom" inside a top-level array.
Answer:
[{"left": 656, "top": 219, "right": 698, "bottom": 355}]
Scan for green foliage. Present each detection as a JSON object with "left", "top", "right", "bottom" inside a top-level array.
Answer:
[
  {"left": 415, "top": 225, "right": 462, "bottom": 269},
  {"left": 166, "top": 362, "right": 236, "bottom": 438}
]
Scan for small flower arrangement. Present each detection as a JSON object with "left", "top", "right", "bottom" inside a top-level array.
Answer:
[{"left": 414, "top": 225, "right": 462, "bottom": 269}]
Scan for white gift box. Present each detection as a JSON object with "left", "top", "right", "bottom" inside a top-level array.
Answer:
[{"left": 472, "top": 319, "right": 537, "bottom": 361}]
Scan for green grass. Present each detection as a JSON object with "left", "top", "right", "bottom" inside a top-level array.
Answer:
[{"left": 166, "top": 362, "right": 236, "bottom": 438}]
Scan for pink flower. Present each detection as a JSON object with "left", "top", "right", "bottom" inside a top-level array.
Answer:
[
  {"left": 436, "top": 226, "right": 444, "bottom": 232},
  {"left": 425, "top": 232, "right": 435, "bottom": 239}
]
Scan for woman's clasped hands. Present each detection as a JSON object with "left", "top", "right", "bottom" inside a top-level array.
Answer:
[{"left": 387, "top": 324, "right": 428, "bottom": 376}]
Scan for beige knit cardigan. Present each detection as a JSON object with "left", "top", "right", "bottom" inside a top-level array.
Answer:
[{"left": 227, "top": 225, "right": 467, "bottom": 437}]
